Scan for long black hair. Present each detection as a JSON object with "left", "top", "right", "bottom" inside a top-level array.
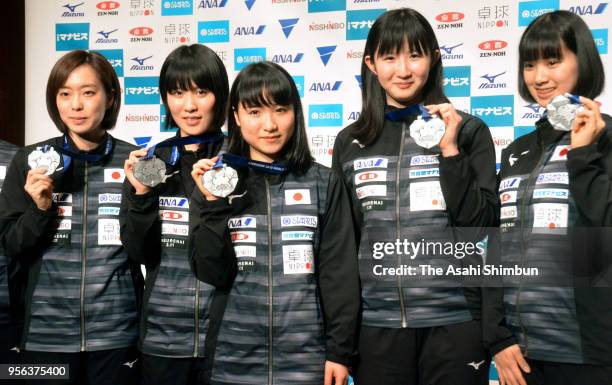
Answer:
[
  {"left": 227, "top": 61, "right": 313, "bottom": 174},
  {"left": 159, "top": 44, "right": 229, "bottom": 132},
  {"left": 352, "top": 8, "right": 448, "bottom": 146},
  {"left": 518, "top": 10, "right": 605, "bottom": 103}
]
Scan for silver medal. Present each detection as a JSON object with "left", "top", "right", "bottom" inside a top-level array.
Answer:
[
  {"left": 28, "top": 147, "right": 61, "bottom": 176},
  {"left": 409, "top": 115, "right": 446, "bottom": 149},
  {"left": 547, "top": 94, "right": 583, "bottom": 131},
  {"left": 202, "top": 165, "right": 239, "bottom": 198},
  {"left": 133, "top": 157, "right": 168, "bottom": 187}
]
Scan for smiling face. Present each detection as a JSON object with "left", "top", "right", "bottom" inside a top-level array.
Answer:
[
  {"left": 523, "top": 42, "right": 579, "bottom": 107},
  {"left": 234, "top": 102, "right": 295, "bottom": 163},
  {"left": 365, "top": 41, "right": 433, "bottom": 108},
  {"left": 166, "top": 83, "right": 217, "bottom": 137},
  {"left": 56, "top": 64, "right": 110, "bottom": 142}
]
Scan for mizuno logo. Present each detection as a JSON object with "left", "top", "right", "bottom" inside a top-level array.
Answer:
[
  {"left": 123, "top": 359, "right": 138, "bottom": 369},
  {"left": 467, "top": 360, "right": 485, "bottom": 370},
  {"left": 63, "top": 2, "right": 84, "bottom": 12},
  {"left": 97, "top": 29, "right": 118, "bottom": 39},
  {"left": 481, "top": 71, "right": 506, "bottom": 83},
  {"left": 439, "top": 43, "right": 463, "bottom": 54},
  {"left": 131, "top": 55, "right": 153, "bottom": 65}
]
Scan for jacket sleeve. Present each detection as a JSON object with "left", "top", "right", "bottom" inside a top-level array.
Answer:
[
  {"left": 119, "top": 181, "right": 161, "bottom": 267},
  {"left": 566, "top": 120, "right": 612, "bottom": 226},
  {"left": 188, "top": 189, "right": 237, "bottom": 289},
  {"left": 481, "top": 146, "right": 517, "bottom": 355},
  {"left": 0, "top": 149, "right": 58, "bottom": 261},
  {"left": 439, "top": 116, "right": 499, "bottom": 229},
  {"left": 317, "top": 169, "right": 360, "bottom": 367}
]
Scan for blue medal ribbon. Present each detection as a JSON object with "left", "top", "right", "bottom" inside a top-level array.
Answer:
[
  {"left": 385, "top": 104, "right": 434, "bottom": 122},
  {"left": 56, "top": 135, "right": 114, "bottom": 173},
  {"left": 212, "top": 153, "right": 287, "bottom": 174},
  {"left": 143, "top": 132, "right": 223, "bottom": 166}
]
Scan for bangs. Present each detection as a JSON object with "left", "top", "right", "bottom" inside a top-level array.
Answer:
[
  {"left": 236, "top": 67, "right": 294, "bottom": 108},
  {"left": 374, "top": 12, "right": 431, "bottom": 57},
  {"left": 520, "top": 22, "right": 564, "bottom": 62},
  {"left": 162, "top": 60, "right": 216, "bottom": 92}
]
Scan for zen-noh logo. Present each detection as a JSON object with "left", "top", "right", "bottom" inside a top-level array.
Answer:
[
  {"left": 478, "top": 40, "right": 508, "bottom": 57},
  {"left": 96, "top": 1, "right": 120, "bottom": 16},
  {"left": 56, "top": 23, "right": 89, "bottom": 51},
  {"left": 129, "top": 26, "right": 154, "bottom": 42},
  {"left": 436, "top": 11, "right": 464, "bottom": 29}
]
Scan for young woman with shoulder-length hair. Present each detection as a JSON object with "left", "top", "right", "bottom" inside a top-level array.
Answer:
[
  {"left": 487, "top": 10, "right": 612, "bottom": 385},
  {"left": 0, "top": 50, "right": 141, "bottom": 385},
  {"left": 332, "top": 8, "right": 498, "bottom": 385},
  {"left": 189, "top": 61, "right": 360, "bottom": 385},
  {"left": 120, "top": 44, "right": 229, "bottom": 385}
]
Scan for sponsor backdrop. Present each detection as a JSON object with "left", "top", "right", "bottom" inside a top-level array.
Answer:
[{"left": 24, "top": 1, "right": 610, "bottom": 383}]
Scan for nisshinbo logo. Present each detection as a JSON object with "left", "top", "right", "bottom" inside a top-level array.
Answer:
[
  {"left": 309, "top": 104, "right": 343, "bottom": 127},
  {"left": 346, "top": 9, "right": 385, "bottom": 40},
  {"left": 56, "top": 23, "right": 89, "bottom": 51},
  {"left": 162, "top": 0, "right": 193, "bottom": 16},
  {"left": 519, "top": 0, "right": 559, "bottom": 26},
  {"left": 443, "top": 66, "right": 470, "bottom": 97},
  {"left": 198, "top": 20, "right": 229, "bottom": 43},
  {"left": 124, "top": 77, "right": 160, "bottom": 105},
  {"left": 95, "top": 49, "right": 123, "bottom": 77},
  {"left": 308, "top": 0, "right": 346, "bottom": 13},
  {"left": 471, "top": 95, "right": 514, "bottom": 127},
  {"left": 234, "top": 48, "right": 266, "bottom": 70}
]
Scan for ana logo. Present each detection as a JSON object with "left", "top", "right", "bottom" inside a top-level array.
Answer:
[
  {"left": 569, "top": 3, "right": 608, "bottom": 15},
  {"left": 130, "top": 55, "right": 154, "bottom": 71},
  {"left": 285, "top": 189, "right": 311, "bottom": 205},
  {"left": 228, "top": 216, "right": 256, "bottom": 229},
  {"left": 271, "top": 53, "right": 304, "bottom": 64},
  {"left": 279, "top": 18, "right": 299, "bottom": 38},
  {"left": 309, "top": 104, "right": 343, "bottom": 127},
  {"left": 198, "top": 20, "right": 229, "bottom": 43},
  {"left": 96, "top": 1, "right": 120, "bottom": 15},
  {"left": 479, "top": 40, "right": 508, "bottom": 57},
  {"left": 436, "top": 12, "right": 464, "bottom": 29},
  {"left": 161, "top": 0, "right": 193, "bottom": 16},
  {"left": 440, "top": 43, "right": 464, "bottom": 60},
  {"left": 234, "top": 48, "right": 266, "bottom": 70},
  {"left": 234, "top": 25, "right": 266, "bottom": 36},
  {"left": 591, "top": 29, "right": 608, "bottom": 54},
  {"left": 231, "top": 231, "right": 256, "bottom": 242},
  {"left": 56, "top": 23, "right": 90, "bottom": 51},
  {"left": 471, "top": 95, "right": 514, "bottom": 127},
  {"left": 522, "top": 103, "right": 544, "bottom": 119},
  {"left": 308, "top": 0, "right": 346, "bottom": 13},
  {"left": 479, "top": 71, "right": 507, "bottom": 90},
  {"left": 443, "top": 66, "right": 471, "bottom": 97},
  {"left": 104, "top": 168, "right": 125, "bottom": 183},
  {"left": 519, "top": 0, "right": 560, "bottom": 26},
  {"left": 62, "top": 2, "right": 85, "bottom": 17},
  {"left": 96, "top": 29, "right": 119, "bottom": 44},
  {"left": 129, "top": 26, "right": 154, "bottom": 42},
  {"left": 159, "top": 196, "right": 189, "bottom": 208},
  {"left": 309, "top": 81, "right": 342, "bottom": 92},
  {"left": 198, "top": 0, "right": 227, "bottom": 8},
  {"left": 96, "top": 49, "right": 123, "bottom": 77},
  {"left": 499, "top": 177, "right": 521, "bottom": 191},
  {"left": 316, "top": 45, "right": 337, "bottom": 66},
  {"left": 353, "top": 157, "right": 388, "bottom": 171},
  {"left": 245, "top": 0, "right": 256, "bottom": 10},
  {"left": 124, "top": 77, "right": 160, "bottom": 105},
  {"left": 346, "top": 9, "right": 385, "bottom": 40},
  {"left": 53, "top": 193, "right": 73, "bottom": 203}
]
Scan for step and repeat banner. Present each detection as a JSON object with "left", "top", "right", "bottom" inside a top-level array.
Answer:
[{"left": 24, "top": 1, "right": 610, "bottom": 383}]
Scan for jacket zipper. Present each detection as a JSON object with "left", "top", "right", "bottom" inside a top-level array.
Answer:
[
  {"left": 193, "top": 278, "right": 200, "bottom": 357},
  {"left": 516, "top": 143, "right": 553, "bottom": 356},
  {"left": 80, "top": 162, "right": 89, "bottom": 351},
  {"left": 397, "top": 124, "right": 408, "bottom": 328},
  {"left": 265, "top": 178, "right": 274, "bottom": 385}
]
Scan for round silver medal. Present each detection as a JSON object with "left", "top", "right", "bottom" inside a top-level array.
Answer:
[
  {"left": 547, "top": 94, "right": 583, "bottom": 131},
  {"left": 133, "top": 157, "right": 167, "bottom": 187},
  {"left": 409, "top": 116, "right": 446, "bottom": 149},
  {"left": 202, "top": 165, "right": 239, "bottom": 198},
  {"left": 28, "top": 148, "right": 61, "bottom": 176}
]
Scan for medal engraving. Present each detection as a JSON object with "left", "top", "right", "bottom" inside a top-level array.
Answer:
[
  {"left": 409, "top": 116, "right": 446, "bottom": 149},
  {"left": 133, "top": 157, "right": 168, "bottom": 187},
  {"left": 203, "top": 165, "right": 239, "bottom": 198},
  {"left": 547, "top": 94, "right": 583, "bottom": 132},
  {"left": 28, "top": 148, "right": 61, "bottom": 176}
]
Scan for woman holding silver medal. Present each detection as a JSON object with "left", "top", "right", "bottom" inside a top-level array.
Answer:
[
  {"left": 485, "top": 10, "right": 612, "bottom": 385},
  {"left": 0, "top": 50, "right": 141, "bottom": 384},
  {"left": 331, "top": 8, "right": 498, "bottom": 385},
  {"left": 120, "top": 44, "right": 229, "bottom": 385},
  {"left": 189, "top": 61, "right": 360, "bottom": 385}
]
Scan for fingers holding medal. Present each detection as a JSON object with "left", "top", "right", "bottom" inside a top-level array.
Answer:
[
  {"left": 570, "top": 96, "right": 606, "bottom": 148},
  {"left": 124, "top": 149, "right": 155, "bottom": 194},
  {"left": 426, "top": 103, "right": 461, "bottom": 156},
  {"left": 192, "top": 156, "right": 221, "bottom": 201}
]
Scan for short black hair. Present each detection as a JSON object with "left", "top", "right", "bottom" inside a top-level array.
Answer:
[
  {"left": 518, "top": 10, "right": 605, "bottom": 102},
  {"left": 46, "top": 50, "right": 121, "bottom": 133},
  {"left": 353, "top": 8, "right": 448, "bottom": 146},
  {"left": 159, "top": 44, "right": 229, "bottom": 131},
  {"left": 227, "top": 61, "right": 313, "bottom": 174}
]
